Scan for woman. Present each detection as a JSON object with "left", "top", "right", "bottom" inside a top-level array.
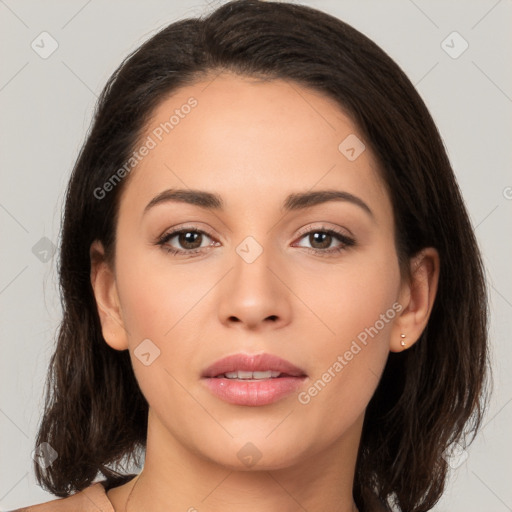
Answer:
[{"left": 14, "top": 0, "right": 489, "bottom": 511}]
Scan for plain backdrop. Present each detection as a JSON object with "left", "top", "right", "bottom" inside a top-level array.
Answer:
[{"left": 1, "top": 1, "right": 511, "bottom": 510}]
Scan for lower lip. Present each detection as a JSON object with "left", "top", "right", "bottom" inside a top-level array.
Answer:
[{"left": 202, "top": 376, "right": 306, "bottom": 406}]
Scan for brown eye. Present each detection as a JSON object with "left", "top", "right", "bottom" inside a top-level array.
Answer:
[
  {"left": 294, "top": 227, "right": 355, "bottom": 256},
  {"left": 308, "top": 232, "right": 333, "bottom": 250},
  {"left": 175, "top": 231, "right": 203, "bottom": 250},
  {"left": 157, "top": 228, "right": 217, "bottom": 256}
]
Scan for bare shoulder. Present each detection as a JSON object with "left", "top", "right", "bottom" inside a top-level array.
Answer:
[{"left": 9, "top": 482, "right": 114, "bottom": 512}]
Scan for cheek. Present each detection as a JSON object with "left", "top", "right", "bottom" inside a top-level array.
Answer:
[
  {"left": 114, "top": 238, "right": 203, "bottom": 339},
  {"left": 114, "top": 251, "right": 204, "bottom": 406},
  {"left": 114, "top": 243, "right": 215, "bottom": 387},
  {"left": 295, "top": 243, "right": 400, "bottom": 403},
  {"left": 299, "top": 241, "right": 400, "bottom": 349}
]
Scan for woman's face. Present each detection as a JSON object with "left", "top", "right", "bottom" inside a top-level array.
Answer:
[{"left": 101, "top": 73, "right": 406, "bottom": 470}]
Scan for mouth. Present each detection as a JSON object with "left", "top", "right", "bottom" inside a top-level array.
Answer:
[
  {"left": 201, "top": 352, "right": 307, "bottom": 406},
  {"left": 201, "top": 352, "right": 307, "bottom": 378},
  {"left": 212, "top": 370, "right": 291, "bottom": 380}
]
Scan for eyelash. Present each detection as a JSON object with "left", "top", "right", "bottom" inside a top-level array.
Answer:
[{"left": 156, "top": 225, "right": 356, "bottom": 258}]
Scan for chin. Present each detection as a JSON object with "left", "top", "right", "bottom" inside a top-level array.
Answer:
[{"left": 200, "top": 438, "right": 309, "bottom": 472}]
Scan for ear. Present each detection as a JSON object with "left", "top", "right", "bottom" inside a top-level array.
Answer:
[
  {"left": 390, "top": 247, "right": 440, "bottom": 352},
  {"left": 89, "top": 240, "right": 129, "bottom": 351}
]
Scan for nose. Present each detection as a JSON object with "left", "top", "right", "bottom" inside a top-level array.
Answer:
[{"left": 216, "top": 241, "right": 292, "bottom": 332}]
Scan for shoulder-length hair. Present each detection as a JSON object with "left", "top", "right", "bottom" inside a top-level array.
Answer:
[{"left": 34, "top": 1, "right": 489, "bottom": 510}]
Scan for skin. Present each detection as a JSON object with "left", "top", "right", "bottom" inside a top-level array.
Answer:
[{"left": 90, "top": 72, "right": 439, "bottom": 512}]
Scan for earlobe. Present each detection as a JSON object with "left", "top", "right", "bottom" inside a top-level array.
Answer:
[
  {"left": 89, "top": 240, "right": 129, "bottom": 351},
  {"left": 390, "top": 247, "right": 440, "bottom": 352}
]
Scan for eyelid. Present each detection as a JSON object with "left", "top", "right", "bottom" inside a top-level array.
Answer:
[
  {"left": 294, "top": 222, "right": 354, "bottom": 240},
  {"left": 157, "top": 222, "right": 215, "bottom": 239}
]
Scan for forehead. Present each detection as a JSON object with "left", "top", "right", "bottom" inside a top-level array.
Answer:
[{"left": 120, "top": 73, "right": 391, "bottom": 221}]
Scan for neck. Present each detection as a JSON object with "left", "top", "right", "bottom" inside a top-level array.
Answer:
[{"left": 124, "top": 408, "right": 363, "bottom": 512}]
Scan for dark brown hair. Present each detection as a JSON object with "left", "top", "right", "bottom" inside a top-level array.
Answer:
[{"left": 34, "top": 1, "right": 489, "bottom": 511}]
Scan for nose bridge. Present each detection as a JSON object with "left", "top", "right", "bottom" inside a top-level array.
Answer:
[
  {"left": 216, "top": 230, "right": 291, "bottom": 329},
  {"left": 231, "top": 232, "right": 279, "bottom": 298}
]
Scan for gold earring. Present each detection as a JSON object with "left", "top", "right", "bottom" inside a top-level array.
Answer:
[{"left": 400, "top": 334, "right": 406, "bottom": 348}]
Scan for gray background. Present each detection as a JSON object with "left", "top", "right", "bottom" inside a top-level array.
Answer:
[{"left": 1, "top": 0, "right": 511, "bottom": 510}]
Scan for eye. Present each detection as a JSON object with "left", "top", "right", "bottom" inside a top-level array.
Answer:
[
  {"left": 293, "top": 226, "right": 356, "bottom": 256},
  {"left": 156, "top": 227, "right": 218, "bottom": 256}
]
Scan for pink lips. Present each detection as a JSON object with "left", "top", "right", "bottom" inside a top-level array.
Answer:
[{"left": 201, "top": 353, "right": 307, "bottom": 406}]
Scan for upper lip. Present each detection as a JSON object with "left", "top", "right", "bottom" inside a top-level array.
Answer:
[{"left": 201, "top": 352, "right": 307, "bottom": 378}]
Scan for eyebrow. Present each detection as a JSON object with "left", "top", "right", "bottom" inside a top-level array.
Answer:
[{"left": 144, "top": 188, "right": 374, "bottom": 218}]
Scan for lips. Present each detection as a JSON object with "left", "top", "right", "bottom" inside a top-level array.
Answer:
[
  {"left": 201, "top": 353, "right": 307, "bottom": 406},
  {"left": 201, "top": 352, "right": 307, "bottom": 379}
]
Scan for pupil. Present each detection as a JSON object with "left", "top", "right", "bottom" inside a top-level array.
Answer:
[
  {"left": 180, "top": 231, "right": 201, "bottom": 249},
  {"left": 311, "top": 232, "right": 330, "bottom": 249}
]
